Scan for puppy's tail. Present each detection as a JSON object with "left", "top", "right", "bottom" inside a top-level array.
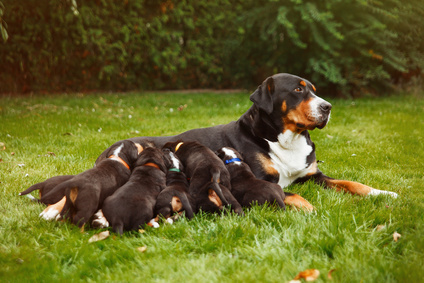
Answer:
[{"left": 19, "top": 183, "right": 43, "bottom": 196}]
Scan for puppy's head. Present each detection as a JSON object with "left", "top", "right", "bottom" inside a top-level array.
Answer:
[
  {"left": 162, "top": 148, "right": 184, "bottom": 171},
  {"left": 216, "top": 147, "right": 243, "bottom": 165},
  {"left": 106, "top": 140, "right": 144, "bottom": 169},
  {"left": 135, "top": 147, "right": 167, "bottom": 172},
  {"left": 250, "top": 73, "right": 332, "bottom": 134}
]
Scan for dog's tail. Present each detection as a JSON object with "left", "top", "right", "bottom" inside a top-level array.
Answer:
[
  {"left": 19, "top": 183, "right": 43, "bottom": 197},
  {"left": 175, "top": 191, "right": 194, "bottom": 219}
]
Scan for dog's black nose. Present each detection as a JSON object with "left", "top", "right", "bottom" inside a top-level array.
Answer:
[{"left": 320, "top": 103, "right": 332, "bottom": 113}]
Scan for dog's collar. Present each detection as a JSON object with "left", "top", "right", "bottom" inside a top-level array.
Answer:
[
  {"left": 109, "top": 155, "right": 130, "bottom": 170},
  {"left": 168, "top": 168, "right": 181, "bottom": 172},
  {"left": 143, "top": 162, "right": 160, "bottom": 170},
  {"left": 225, "top": 158, "right": 241, "bottom": 164}
]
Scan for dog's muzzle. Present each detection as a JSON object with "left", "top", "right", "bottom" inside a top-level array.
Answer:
[{"left": 309, "top": 96, "right": 332, "bottom": 129}]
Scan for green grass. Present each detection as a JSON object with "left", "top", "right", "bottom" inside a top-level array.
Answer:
[{"left": 0, "top": 91, "right": 423, "bottom": 282}]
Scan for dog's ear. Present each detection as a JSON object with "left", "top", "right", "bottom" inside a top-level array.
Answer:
[{"left": 250, "top": 77, "right": 275, "bottom": 114}]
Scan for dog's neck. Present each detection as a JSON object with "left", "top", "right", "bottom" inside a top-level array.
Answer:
[
  {"left": 239, "top": 105, "right": 281, "bottom": 142},
  {"left": 142, "top": 162, "right": 160, "bottom": 170},
  {"left": 108, "top": 155, "right": 130, "bottom": 170}
]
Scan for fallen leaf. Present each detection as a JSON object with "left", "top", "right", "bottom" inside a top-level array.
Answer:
[
  {"left": 139, "top": 229, "right": 145, "bottom": 234},
  {"left": 393, "top": 231, "right": 401, "bottom": 242},
  {"left": 137, "top": 246, "right": 147, "bottom": 253},
  {"left": 376, "top": 225, "right": 385, "bottom": 231},
  {"left": 11, "top": 152, "right": 15, "bottom": 156},
  {"left": 47, "top": 152, "right": 56, "bottom": 156},
  {"left": 291, "top": 269, "right": 320, "bottom": 282},
  {"left": 88, "top": 231, "right": 110, "bottom": 243},
  {"left": 62, "top": 132, "right": 73, "bottom": 136},
  {"left": 326, "top": 134, "right": 334, "bottom": 139},
  {"left": 0, "top": 142, "right": 5, "bottom": 150},
  {"left": 327, "top": 269, "right": 336, "bottom": 280}
]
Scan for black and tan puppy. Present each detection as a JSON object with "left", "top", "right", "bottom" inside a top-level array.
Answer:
[
  {"left": 19, "top": 175, "right": 74, "bottom": 203},
  {"left": 216, "top": 147, "right": 286, "bottom": 209},
  {"left": 102, "top": 147, "right": 169, "bottom": 235},
  {"left": 154, "top": 150, "right": 194, "bottom": 223},
  {"left": 163, "top": 141, "right": 243, "bottom": 215},
  {"left": 41, "top": 140, "right": 143, "bottom": 228}
]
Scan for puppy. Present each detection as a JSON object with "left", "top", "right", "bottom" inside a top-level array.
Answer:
[
  {"left": 41, "top": 140, "right": 143, "bottom": 228},
  {"left": 102, "top": 147, "right": 169, "bottom": 235},
  {"left": 19, "top": 175, "right": 74, "bottom": 203},
  {"left": 154, "top": 149, "right": 194, "bottom": 223},
  {"left": 163, "top": 141, "right": 243, "bottom": 215},
  {"left": 216, "top": 147, "right": 286, "bottom": 209}
]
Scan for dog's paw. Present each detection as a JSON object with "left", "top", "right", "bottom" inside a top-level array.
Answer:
[
  {"left": 369, "top": 188, "right": 398, "bottom": 198},
  {"left": 166, "top": 218, "right": 174, "bottom": 224},
  {"left": 91, "top": 209, "right": 109, "bottom": 228},
  {"left": 148, "top": 219, "right": 160, "bottom": 228},
  {"left": 39, "top": 206, "right": 60, "bottom": 221}
]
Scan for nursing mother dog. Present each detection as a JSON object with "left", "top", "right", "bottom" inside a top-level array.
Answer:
[{"left": 97, "top": 73, "right": 398, "bottom": 209}]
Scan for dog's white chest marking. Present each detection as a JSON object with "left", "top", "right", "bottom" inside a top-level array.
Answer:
[{"left": 266, "top": 131, "right": 313, "bottom": 188}]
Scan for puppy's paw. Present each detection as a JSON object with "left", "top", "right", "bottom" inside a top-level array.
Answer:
[
  {"left": 40, "top": 206, "right": 60, "bottom": 221},
  {"left": 148, "top": 219, "right": 160, "bottom": 228},
  {"left": 91, "top": 209, "right": 109, "bottom": 228},
  {"left": 166, "top": 218, "right": 174, "bottom": 224},
  {"left": 369, "top": 188, "right": 398, "bottom": 198}
]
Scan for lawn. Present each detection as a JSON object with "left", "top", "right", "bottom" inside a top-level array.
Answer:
[{"left": 0, "top": 91, "right": 423, "bottom": 282}]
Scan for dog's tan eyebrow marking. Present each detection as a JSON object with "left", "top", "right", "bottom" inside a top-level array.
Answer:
[
  {"left": 300, "top": 80, "right": 306, "bottom": 86},
  {"left": 281, "top": 101, "right": 287, "bottom": 112},
  {"left": 311, "top": 84, "right": 316, "bottom": 92}
]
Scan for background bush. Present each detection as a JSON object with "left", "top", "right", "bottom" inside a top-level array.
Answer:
[{"left": 0, "top": 0, "right": 423, "bottom": 95}]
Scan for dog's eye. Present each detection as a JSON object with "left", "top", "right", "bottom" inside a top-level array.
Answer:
[{"left": 294, "top": 87, "right": 302, "bottom": 92}]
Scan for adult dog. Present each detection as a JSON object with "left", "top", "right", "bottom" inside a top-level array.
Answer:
[{"left": 96, "top": 73, "right": 398, "bottom": 209}]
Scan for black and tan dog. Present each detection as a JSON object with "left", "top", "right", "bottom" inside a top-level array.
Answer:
[
  {"left": 102, "top": 147, "right": 169, "bottom": 235},
  {"left": 97, "top": 73, "right": 398, "bottom": 209},
  {"left": 154, "top": 149, "right": 194, "bottom": 223},
  {"left": 41, "top": 140, "right": 143, "bottom": 227},
  {"left": 163, "top": 141, "right": 243, "bottom": 215},
  {"left": 216, "top": 147, "right": 286, "bottom": 209}
]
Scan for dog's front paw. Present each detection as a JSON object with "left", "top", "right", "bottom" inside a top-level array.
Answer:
[{"left": 369, "top": 188, "right": 398, "bottom": 198}]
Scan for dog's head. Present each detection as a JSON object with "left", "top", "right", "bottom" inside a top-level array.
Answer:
[
  {"left": 250, "top": 73, "right": 332, "bottom": 134},
  {"left": 134, "top": 146, "right": 168, "bottom": 172},
  {"left": 105, "top": 140, "right": 144, "bottom": 169}
]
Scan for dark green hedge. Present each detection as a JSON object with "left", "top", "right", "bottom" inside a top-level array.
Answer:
[{"left": 1, "top": 0, "right": 423, "bottom": 95}]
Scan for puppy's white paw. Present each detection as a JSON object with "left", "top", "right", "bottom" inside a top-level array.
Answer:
[
  {"left": 91, "top": 209, "right": 109, "bottom": 228},
  {"left": 369, "top": 188, "right": 398, "bottom": 198},
  {"left": 166, "top": 218, "right": 174, "bottom": 225},
  {"left": 149, "top": 219, "right": 160, "bottom": 228},
  {"left": 40, "top": 207, "right": 60, "bottom": 221}
]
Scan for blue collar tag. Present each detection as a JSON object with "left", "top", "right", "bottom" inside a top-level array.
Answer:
[{"left": 225, "top": 158, "right": 241, "bottom": 164}]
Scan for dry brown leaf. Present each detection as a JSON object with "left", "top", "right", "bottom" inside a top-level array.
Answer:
[
  {"left": 88, "top": 231, "right": 110, "bottom": 243},
  {"left": 393, "top": 231, "right": 401, "bottom": 242},
  {"left": 291, "top": 269, "right": 320, "bottom": 282},
  {"left": 11, "top": 152, "right": 15, "bottom": 156},
  {"left": 376, "top": 225, "right": 385, "bottom": 231},
  {"left": 137, "top": 246, "right": 147, "bottom": 253},
  {"left": 139, "top": 229, "right": 145, "bottom": 234},
  {"left": 0, "top": 142, "right": 5, "bottom": 150},
  {"left": 327, "top": 269, "right": 336, "bottom": 280}
]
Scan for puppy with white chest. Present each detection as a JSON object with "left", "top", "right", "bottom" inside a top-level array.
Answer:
[
  {"left": 216, "top": 147, "right": 286, "bottom": 209},
  {"left": 42, "top": 140, "right": 143, "bottom": 228},
  {"left": 163, "top": 141, "right": 243, "bottom": 215},
  {"left": 154, "top": 149, "right": 194, "bottom": 223},
  {"left": 102, "top": 147, "right": 169, "bottom": 235}
]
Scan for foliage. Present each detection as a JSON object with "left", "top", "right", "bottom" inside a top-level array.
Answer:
[
  {"left": 1, "top": 91, "right": 424, "bottom": 281},
  {"left": 0, "top": 0, "right": 423, "bottom": 95}
]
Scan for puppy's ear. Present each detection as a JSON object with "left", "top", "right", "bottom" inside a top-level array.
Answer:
[{"left": 250, "top": 77, "right": 274, "bottom": 114}]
